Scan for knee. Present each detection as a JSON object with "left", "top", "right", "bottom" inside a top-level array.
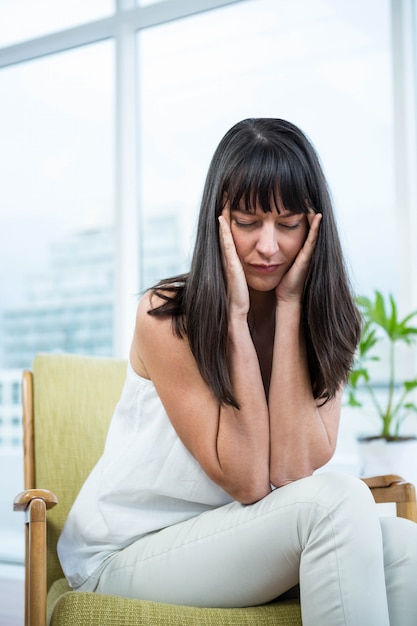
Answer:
[
  {"left": 313, "top": 472, "right": 376, "bottom": 510},
  {"left": 308, "top": 472, "right": 381, "bottom": 534},
  {"left": 292, "top": 473, "right": 383, "bottom": 552}
]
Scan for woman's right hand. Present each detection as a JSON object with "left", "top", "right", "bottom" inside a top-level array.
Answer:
[{"left": 218, "top": 209, "right": 250, "bottom": 318}]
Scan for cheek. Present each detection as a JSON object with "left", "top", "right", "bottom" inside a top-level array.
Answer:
[
  {"left": 283, "top": 228, "right": 308, "bottom": 261},
  {"left": 229, "top": 229, "right": 247, "bottom": 259}
]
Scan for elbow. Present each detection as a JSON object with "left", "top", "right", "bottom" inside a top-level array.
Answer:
[
  {"left": 237, "top": 491, "right": 270, "bottom": 505},
  {"left": 227, "top": 476, "right": 271, "bottom": 505},
  {"left": 208, "top": 445, "right": 271, "bottom": 504},
  {"left": 312, "top": 434, "right": 337, "bottom": 471},
  {"left": 270, "top": 446, "right": 336, "bottom": 488},
  {"left": 209, "top": 465, "right": 270, "bottom": 504}
]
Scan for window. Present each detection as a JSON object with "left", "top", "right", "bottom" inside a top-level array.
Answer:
[
  {"left": 11, "top": 383, "right": 20, "bottom": 405},
  {"left": 137, "top": 0, "right": 416, "bottom": 470},
  {"left": 138, "top": 0, "right": 395, "bottom": 297},
  {"left": 0, "top": 41, "right": 115, "bottom": 371},
  {"left": 0, "top": 0, "right": 114, "bottom": 47},
  {"left": 0, "top": 0, "right": 417, "bottom": 579},
  {"left": 0, "top": 37, "right": 114, "bottom": 570}
]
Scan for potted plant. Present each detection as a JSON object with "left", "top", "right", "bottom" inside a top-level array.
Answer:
[{"left": 347, "top": 290, "right": 417, "bottom": 483}]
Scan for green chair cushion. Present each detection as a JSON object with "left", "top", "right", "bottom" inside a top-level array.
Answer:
[{"left": 48, "top": 578, "right": 302, "bottom": 626}]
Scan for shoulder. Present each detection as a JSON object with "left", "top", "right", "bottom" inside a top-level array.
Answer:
[
  {"left": 136, "top": 289, "right": 163, "bottom": 321},
  {"left": 130, "top": 291, "right": 189, "bottom": 379},
  {"left": 135, "top": 289, "right": 179, "bottom": 338}
]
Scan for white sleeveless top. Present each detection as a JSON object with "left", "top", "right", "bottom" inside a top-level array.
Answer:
[{"left": 57, "top": 362, "right": 233, "bottom": 589}]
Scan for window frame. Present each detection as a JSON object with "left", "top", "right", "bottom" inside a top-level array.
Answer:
[
  {"left": 0, "top": 0, "right": 416, "bottom": 359},
  {"left": 391, "top": 0, "right": 417, "bottom": 323},
  {"left": 0, "top": 0, "right": 242, "bottom": 356}
]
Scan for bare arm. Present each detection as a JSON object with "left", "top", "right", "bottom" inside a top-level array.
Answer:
[
  {"left": 268, "top": 214, "right": 341, "bottom": 487},
  {"left": 268, "top": 300, "right": 341, "bottom": 487},
  {"left": 130, "top": 291, "right": 271, "bottom": 505}
]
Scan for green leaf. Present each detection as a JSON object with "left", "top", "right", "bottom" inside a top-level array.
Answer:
[
  {"left": 359, "top": 291, "right": 417, "bottom": 343},
  {"left": 349, "top": 369, "right": 369, "bottom": 387},
  {"left": 356, "top": 295, "right": 372, "bottom": 309},
  {"left": 347, "top": 391, "right": 362, "bottom": 408},
  {"left": 401, "top": 309, "right": 417, "bottom": 327},
  {"left": 396, "top": 326, "right": 417, "bottom": 344},
  {"left": 350, "top": 290, "right": 417, "bottom": 437},
  {"left": 390, "top": 300, "right": 417, "bottom": 342},
  {"left": 374, "top": 290, "right": 389, "bottom": 332},
  {"left": 359, "top": 327, "right": 379, "bottom": 357},
  {"left": 404, "top": 379, "right": 417, "bottom": 392},
  {"left": 388, "top": 293, "right": 398, "bottom": 337}
]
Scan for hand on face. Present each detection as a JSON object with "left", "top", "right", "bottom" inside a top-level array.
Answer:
[
  {"left": 275, "top": 212, "right": 322, "bottom": 303},
  {"left": 218, "top": 209, "right": 250, "bottom": 318},
  {"left": 220, "top": 206, "right": 321, "bottom": 310}
]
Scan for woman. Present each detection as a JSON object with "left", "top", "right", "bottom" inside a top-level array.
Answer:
[{"left": 58, "top": 119, "right": 417, "bottom": 625}]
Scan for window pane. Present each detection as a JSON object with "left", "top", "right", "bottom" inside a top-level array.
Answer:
[
  {"left": 0, "top": 40, "right": 114, "bottom": 563},
  {"left": 137, "top": 0, "right": 395, "bottom": 469},
  {"left": 0, "top": 0, "right": 114, "bottom": 47},
  {"left": 137, "top": 0, "right": 394, "bottom": 296}
]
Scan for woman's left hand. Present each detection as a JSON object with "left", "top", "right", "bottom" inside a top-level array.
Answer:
[{"left": 275, "top": 212, "right": 322, "bottom": 303}]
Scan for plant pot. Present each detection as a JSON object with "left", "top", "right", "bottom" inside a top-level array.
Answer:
[{"left": 357, "top": 436, "right": 417, "bottom": 486}]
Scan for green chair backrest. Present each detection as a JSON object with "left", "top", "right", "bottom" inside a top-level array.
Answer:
[{"left": 32, "top": 353, "right": 127, "bottom": 591}]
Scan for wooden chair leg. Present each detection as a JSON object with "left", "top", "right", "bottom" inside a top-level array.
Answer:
[
  {"left": 15, "top": 489, "right": 57, "bottom": 626},
  {"left": 24, "top": 520, "right": 29, "bottom": 626},
  {"left": 396, "top": 496, "right": 417, "bottom": 523},
  {"left": 27, "top": 498, "right": 48, "bottom": 626}
]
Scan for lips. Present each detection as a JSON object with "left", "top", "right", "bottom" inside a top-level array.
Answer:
[{"left": 250, "top": 264, "right": 281, "bottom": 274}]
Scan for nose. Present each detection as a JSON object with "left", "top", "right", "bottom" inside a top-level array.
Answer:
[{"left": 256, "top": 223, "right": 279, "bottom": 257}]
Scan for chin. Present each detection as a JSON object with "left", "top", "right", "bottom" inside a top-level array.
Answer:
[{"left": 248, "top": 279, "right": 280, "bottom": 293}]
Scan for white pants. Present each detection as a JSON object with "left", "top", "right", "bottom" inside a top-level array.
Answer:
[{"left": 85, "top": 473, "right": 417, "bottom": 626}]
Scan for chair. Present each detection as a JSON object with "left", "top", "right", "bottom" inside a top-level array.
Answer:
[{"left": 13, "top": 353, "right": 417, "bottom": 626}]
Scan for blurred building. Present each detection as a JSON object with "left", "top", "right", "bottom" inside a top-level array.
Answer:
[
  {"left": 0, "top": 369, "right": 22, "bottom": 453},
  {"left": 0, "top": 228, "right": 114, "bottom": 454},
  {"left": 141, "top": 212, "right": 185, "bottom": 289},
  {"left": 0, "top": 215, "right": 183, "bottom": 452},
  {"left": 2, "top": 228, "right": 114, "bottom": 371}
]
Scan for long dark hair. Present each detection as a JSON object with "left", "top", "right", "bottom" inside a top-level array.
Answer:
[{"left": 148, "top": 118, "right": 361, "bottom": 407}]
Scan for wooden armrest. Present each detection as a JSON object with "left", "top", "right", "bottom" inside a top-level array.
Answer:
[
  {"left": 14, "top": 489, "right": 58, "bottom": 626},
  {"left": 362, "top": 475, "right": 417, "bottom": 523},
  {"left": 361, "top": 474, "right": 406, "bottom": 489},
  {"left": 13, "top": 488, "right": 58, "bottom": 513}
]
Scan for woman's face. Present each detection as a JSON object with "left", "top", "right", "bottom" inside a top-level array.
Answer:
[{"left": 229, "top": 203, "right": 308, "bottom": 292}]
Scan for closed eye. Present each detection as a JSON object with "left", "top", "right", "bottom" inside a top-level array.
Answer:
[
  {"left": 233, "top": 219, "right": 257, "bottom": 228},
  {"left": 278, "top": 221, "right": 302, "bottom": 230}
]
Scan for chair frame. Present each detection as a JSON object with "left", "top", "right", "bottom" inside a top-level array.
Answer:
[
  {"left": 14, "top": 371, "right": 58, "bottom": 626},
  {"left": 14, "top": 368, "right": 417, "bottom": 626}
]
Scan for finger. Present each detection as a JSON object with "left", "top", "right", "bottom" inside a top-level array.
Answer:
[
  {"left": 221, "top": 204, "right": 231, "bottom": 222},
  {"left": 218, "top": 215, "right": 230, "bottom": 252},
  {"left": 218, "top": 215, "right": 238, "bottom": 257},
  {"left": 290, "top": 213, "right": 321, "bottom": 271},
  {"left": 218, "top": 214, "right": 249, "bottom": 314},
  {"left": 306, "top": 211, "right": 322, "bottom": 231},
  {"left": 304, "top": 213, "right": 322, "bottom": 250}
]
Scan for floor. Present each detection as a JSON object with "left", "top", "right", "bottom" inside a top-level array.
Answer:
[{"left": 0, "top": 565, "right": 24, "bottom": 626}]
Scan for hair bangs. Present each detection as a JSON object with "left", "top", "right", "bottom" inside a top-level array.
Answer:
[
  {"left": 225, "top": 144, "right": 311, "bottom": 216},
  {"left": 275, "top": 156, "right": 312, "bottom": 215}
]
